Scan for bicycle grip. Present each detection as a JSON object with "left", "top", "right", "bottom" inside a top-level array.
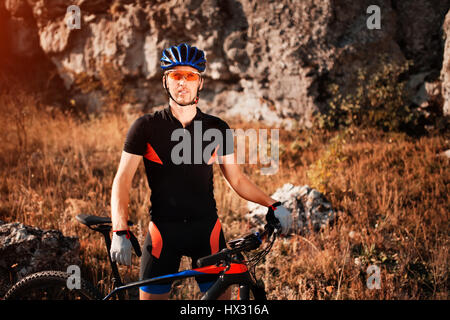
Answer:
[{"left": 197, "top": 250, "right": 228, "bottom": 267}]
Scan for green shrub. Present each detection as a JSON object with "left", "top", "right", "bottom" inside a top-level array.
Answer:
[
  {"left": 317, "top": 55, "right": 421, "bottom": 132},
  {"left": 306, "top": 131, "right": 348, "bottom": 193}
]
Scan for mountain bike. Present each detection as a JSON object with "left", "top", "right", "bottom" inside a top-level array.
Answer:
[{"left": 3, "top": 213, "right": 280, "bottom": 300}]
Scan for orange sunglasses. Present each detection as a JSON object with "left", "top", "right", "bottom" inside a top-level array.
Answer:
[{"left": 165, "top": 70, "right": 201, "bottom": 82}]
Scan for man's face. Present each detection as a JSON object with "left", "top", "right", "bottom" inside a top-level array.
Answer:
[{"left": 163, "top": 65, "right": 203, "bottom": 106}]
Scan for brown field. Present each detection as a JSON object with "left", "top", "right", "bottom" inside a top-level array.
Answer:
[{"left": 0, "top": 87, "right": 448, "bottom": 300}]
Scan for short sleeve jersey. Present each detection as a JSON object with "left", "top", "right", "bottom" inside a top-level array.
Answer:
[{"left": 123, "top": 106, "right": 234, "bottom": 222}]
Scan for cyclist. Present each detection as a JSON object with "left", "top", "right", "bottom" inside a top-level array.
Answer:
[{"left": 110, "top": 43, "right": 293, "bottom": 300}]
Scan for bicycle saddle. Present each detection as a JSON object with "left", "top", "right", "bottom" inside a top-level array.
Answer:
[{"left": 76, "top": 214, "right": 134, "bottom": 227}]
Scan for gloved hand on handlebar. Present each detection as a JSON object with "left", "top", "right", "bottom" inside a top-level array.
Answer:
[
  {"left": 267, "top": 202, "right": 293, "bottom": 235},
  {"left": 110, "top": 230, "right": 132, "bottom": 266}
]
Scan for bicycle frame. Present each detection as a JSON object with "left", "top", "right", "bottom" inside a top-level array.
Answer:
[
  {"left": 85, "top": 222, "right": 127, "bottom": 299},
  {"left": 103, "top": 262, "right": 266, "bottom": 300},
  {"left": 75, "top": 214, "right": 273, "bottom": 301}
]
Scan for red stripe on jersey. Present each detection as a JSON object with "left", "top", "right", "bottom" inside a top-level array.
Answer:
[{"left": 144, "top": 142, "right": 163, "bottom": 164}]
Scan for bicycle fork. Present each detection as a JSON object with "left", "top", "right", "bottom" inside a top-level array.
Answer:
[{"left": 201, "top": 272, "right": 267, "bottom": 300}]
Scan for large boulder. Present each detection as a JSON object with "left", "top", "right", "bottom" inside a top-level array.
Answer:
[{"left": 0, "top": 220, "right": 80, "bottom": 297}]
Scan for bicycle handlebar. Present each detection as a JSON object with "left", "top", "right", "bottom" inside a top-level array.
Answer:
[{"left": 197, "top": 223, "right": 278, "bottom": 267}]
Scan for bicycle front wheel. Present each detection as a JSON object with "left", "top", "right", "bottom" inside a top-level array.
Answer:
[{"left": 3, "top": 270, "right": 102, "bottom": 300}]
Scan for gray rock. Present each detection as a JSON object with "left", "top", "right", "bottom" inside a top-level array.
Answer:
[
  {"left": 438, "top": 149, "right": 450, "bottom": 159},
  {"left": 246, "top": 183, "right": 335, "bottom": 235},
  {"left": 441, "top": 10, "right": 450, "bottom": 116},
  {"left": 0, "top": 221, "right": 81, "bottom": 296}
]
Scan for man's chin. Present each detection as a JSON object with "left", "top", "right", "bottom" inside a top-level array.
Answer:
[{"left": 173, "top": 97, "right": 193, "bottom": 106}]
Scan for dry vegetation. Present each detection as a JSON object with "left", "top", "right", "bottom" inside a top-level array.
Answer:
[{"left": 0, "top": 85, "right": 448, "bottom": 300}]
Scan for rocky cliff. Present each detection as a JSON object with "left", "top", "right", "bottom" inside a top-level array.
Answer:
[{"left": 1, "top": 0, "right": 449, "bottom": 128}]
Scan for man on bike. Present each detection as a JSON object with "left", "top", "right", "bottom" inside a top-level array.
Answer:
[{"left": 110, "top": 43, "right": 292, "bottom": 300}]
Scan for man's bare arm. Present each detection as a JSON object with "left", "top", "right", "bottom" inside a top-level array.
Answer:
[
  {"left": 111, "top": 151, "right": 142, "bottom": 230},
  {"left": 219, "top": 153, "right": 276, "bottom": 207}
]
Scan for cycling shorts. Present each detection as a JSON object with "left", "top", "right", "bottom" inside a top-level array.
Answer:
[{"left": 139, "top": 216, "right": 226, "bottom": 295}]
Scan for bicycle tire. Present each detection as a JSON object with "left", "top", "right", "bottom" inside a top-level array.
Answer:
[{"left": 3, "top": 270, "right": 102, "bottom": 300}]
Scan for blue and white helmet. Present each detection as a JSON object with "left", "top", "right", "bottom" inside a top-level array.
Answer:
[{"left": 160, "top": 43, "right": 206, "bottom": 72}]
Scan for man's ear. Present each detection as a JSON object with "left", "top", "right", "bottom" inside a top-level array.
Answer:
[
  {"left": 199, "top": 77, "right": 204, "bottom": 91},
  {"left": 162, "top": 75, "right": 166, "bottom": 89}
]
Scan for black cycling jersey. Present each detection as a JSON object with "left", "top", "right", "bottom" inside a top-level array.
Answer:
[{"left": 123, "top": 106, "right": 234, "bottom": 222}]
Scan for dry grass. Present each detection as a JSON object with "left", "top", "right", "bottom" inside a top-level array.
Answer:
[{"left": 0, "top": 87, "right": 448, "bottom": 300}]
